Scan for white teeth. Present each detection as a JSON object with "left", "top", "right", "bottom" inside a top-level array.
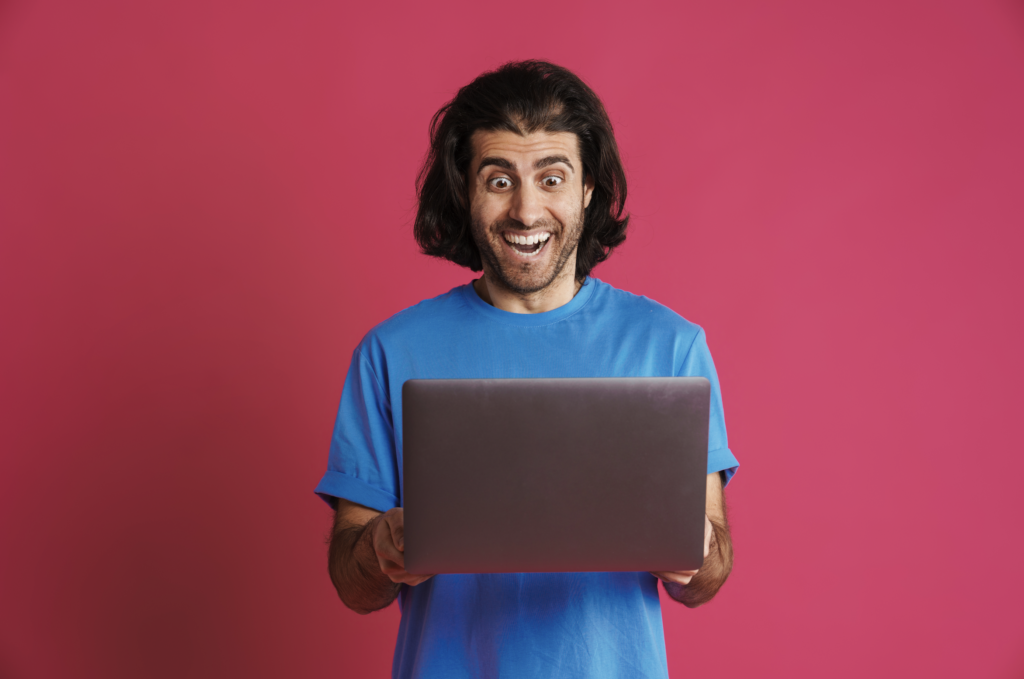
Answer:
[
  {"left": 503, "top": 232, "right": 551, "bottom": 257},
  {"left": 504, "top": 232, "right": 551, "bottom": 244}
]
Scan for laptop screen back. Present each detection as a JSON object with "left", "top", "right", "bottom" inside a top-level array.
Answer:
[{"left": 402, "top": 377, "right": 710, "bottom": 574}]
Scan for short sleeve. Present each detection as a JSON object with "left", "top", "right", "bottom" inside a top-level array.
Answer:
[
  {"left": 314, "top": 347, "right": 401, "bottom": 512},
  {"left": 677, "top": 328, "right": 739, "bottom": 486}
]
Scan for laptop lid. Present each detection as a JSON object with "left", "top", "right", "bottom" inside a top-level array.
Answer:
[{"left": 402, "top": 377, "right": 710, "bottom": 574}]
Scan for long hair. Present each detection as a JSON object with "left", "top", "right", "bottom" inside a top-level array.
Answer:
[{"left": 414, "top": 60, "right": 629, "bottom": 281}]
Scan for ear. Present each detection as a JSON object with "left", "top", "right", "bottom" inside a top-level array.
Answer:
[{"left": 583, "top": 173, "right": 595, "bottom": 209}]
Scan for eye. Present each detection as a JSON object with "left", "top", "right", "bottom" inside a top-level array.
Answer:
[
  {"left": 489, "top": 177, "right": 512, "bottom": 190},
  {"left": 542, "top": 176, "right": 563, "bottom": 187}
]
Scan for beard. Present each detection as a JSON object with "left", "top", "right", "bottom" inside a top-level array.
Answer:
[{"left": 470, "top": 206, "right": 586, "bottom": 296}]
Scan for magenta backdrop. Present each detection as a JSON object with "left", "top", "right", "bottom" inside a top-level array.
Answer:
[{"left": 2, "top": 0, "right": 1023, "bottom": 677}]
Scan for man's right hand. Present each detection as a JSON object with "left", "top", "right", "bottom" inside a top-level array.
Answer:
[
  {"left": 368, "top": 507, "right": 434, "bottom": 586},
  {"left": 329, "top": 499, "right": 433, "bottom": 614}
]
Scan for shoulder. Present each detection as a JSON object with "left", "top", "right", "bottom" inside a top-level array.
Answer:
[
  {"left": 587, "top": 278, "right": 704, "bottom": 341},
  {"left": 355, "top": 283, "right": 473, "bottom": 358}
]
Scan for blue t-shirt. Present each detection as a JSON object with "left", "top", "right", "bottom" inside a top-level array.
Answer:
[{"left": 316, "top": 277, "right": 738, "bottom": 679}]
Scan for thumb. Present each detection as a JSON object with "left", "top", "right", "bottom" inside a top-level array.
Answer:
[{"left": 390, "top": 519, "right": 405, "bottom": 552}]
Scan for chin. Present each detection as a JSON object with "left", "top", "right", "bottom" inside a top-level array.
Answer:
[
  {"left": 473, "top": 222, "right": 580, "bottom": 295},
  {"left": 491, "top": 262, "right": 563, "bottom": 295}
]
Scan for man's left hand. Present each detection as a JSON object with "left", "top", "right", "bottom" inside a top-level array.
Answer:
[{"left": 650, "top": 513, "right": 712, "bottom": 586}]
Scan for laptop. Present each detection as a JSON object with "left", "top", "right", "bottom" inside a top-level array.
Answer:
[{"left": 402, "top": 377, "right": 710, "bottom": 574}]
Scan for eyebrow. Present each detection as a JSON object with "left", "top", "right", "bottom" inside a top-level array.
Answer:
[
  {"left": 534, "top": 155, "right": 574, "bottom": 172},
  {"left": 477, "top": 157, "right": 514, "bottom": 175},
  {"left": 476, "top": 155, "right": 575, "bottom": 175}
]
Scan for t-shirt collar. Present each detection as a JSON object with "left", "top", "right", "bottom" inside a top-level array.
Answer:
[{"left": 461, "top": 276, "right": 597, "bottom": 327}]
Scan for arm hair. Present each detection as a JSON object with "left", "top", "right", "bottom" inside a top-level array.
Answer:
[{"left": 327, "top": 505, "right": 401, "bottom": 615}]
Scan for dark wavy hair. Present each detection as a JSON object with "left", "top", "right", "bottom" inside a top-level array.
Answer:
[{"left": 414, "top": 60, "right": 629, "bottom": 281}]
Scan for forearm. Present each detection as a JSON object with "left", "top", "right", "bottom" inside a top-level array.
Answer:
[
  {"left": 663, "top": 516, "right": 733, "bottom": 608},
  {"left": 328, "top": 515, "right": 401, "bottom": 615}
]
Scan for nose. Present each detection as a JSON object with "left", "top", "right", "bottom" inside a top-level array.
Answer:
[{"left": 508, "top": 183, "right": 546, "bottom": 227}]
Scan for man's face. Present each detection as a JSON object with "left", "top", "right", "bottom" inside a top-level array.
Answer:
[{"left": 468, "top": 129, "right": 594, "bottom": 295}]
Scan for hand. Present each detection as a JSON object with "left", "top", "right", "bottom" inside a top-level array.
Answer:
[
  {"left": 650, "top": 513, "right": 713, "bottom": 586},
  {"left": 370, "top": 508, "right": 434, "bottom": 586}
]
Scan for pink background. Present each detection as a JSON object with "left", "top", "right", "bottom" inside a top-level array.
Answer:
[{"left": 2, "top": 0, "right": 1023, "bottom": 677}]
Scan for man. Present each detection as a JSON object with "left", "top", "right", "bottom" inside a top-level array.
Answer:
[{"left": 316, "top": 60, "right": 738, "bottom": 679}]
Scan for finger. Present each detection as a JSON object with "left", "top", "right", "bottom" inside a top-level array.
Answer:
[
  {"left": 390, "top": 517, "right": 405, "bottom": 553},
  {"left": 398, "top": 573, "right": 435, "bottom": 587},
  {"left": 378, "top": 540, "right": 405, "bottom": 573},
  {"left": 382, "top": 565, "right": 435, "bottom": 585},
  {"left": 374, "top": 518, "right": 405, "bottom": 570},
  {"left": 650, "top": 570, "right": 698, "bottom": 579},
  {"left": 383, "top": 565, "right": 434, "bottom": 585},
  {"left": 379, "top": 555, "right": 404, "bottom": 577},
  {"left": 651, "top": 571, "right": 697, "bottom": 586}
]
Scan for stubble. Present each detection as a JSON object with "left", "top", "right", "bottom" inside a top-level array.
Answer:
[{"left": 471, "top": 206, "right": 585, "bottom": 296}]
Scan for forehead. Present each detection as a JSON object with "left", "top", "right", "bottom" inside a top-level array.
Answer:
[{"left": 469, "top": 129, "right": 581, "bottom": 170}]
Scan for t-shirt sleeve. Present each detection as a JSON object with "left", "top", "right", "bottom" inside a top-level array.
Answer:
[
  {"left": 314, "top": 347, "right": 401, "bottom": 512},
  {"left": 677, "top": 328, "right": 739, "bottom": 486}
]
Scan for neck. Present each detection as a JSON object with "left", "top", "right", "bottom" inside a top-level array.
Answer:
[{"left": 474, "top": 270, "right": 583, "bottom": 314}]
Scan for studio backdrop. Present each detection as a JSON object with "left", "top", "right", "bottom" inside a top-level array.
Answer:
[{"left": 1, "top": 0, "right": 1022, "bottom": 677}]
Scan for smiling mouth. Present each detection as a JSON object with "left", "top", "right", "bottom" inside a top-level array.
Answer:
[{"left": 503, "top": 231, "right": 551, "bottom": 257}]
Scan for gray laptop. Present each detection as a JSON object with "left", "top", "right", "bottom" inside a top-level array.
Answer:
[{"left": 402, "top": 377, "right": 710, "bottom": 574}]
